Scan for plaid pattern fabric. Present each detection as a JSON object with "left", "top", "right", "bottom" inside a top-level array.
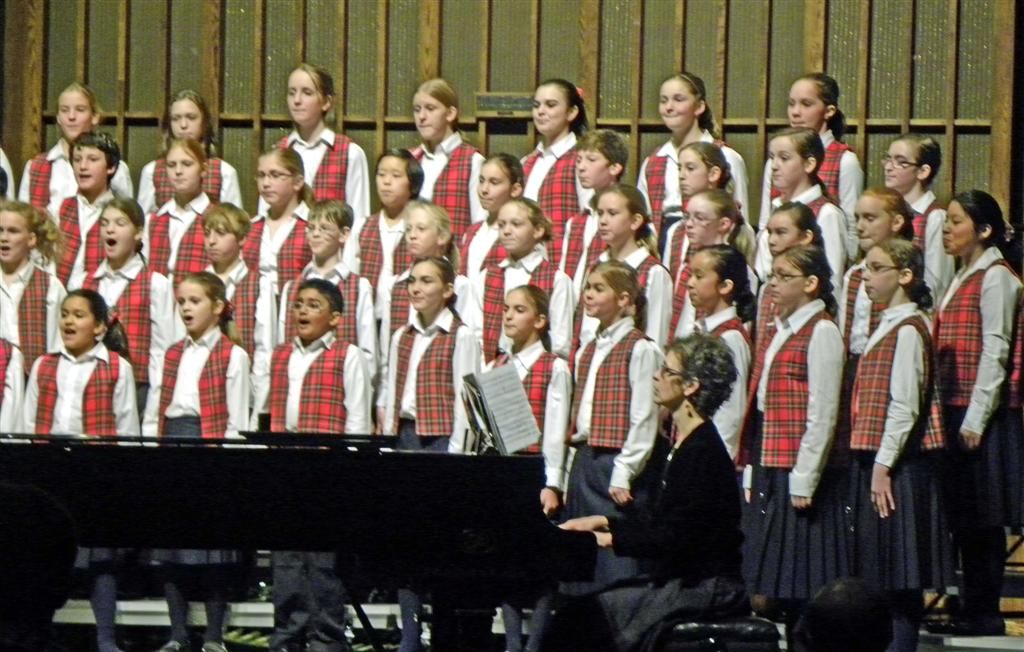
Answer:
[
  {"left": 668, "top": 261, "right": 693, "bottom": 341},
  {"left": 84, "top": 270, "right": 153, "bottom": 385},
  {"left": 804, "top": 194, "right": 830, "bottom": 217},
  {"left": 934, "top": 264, "right": 1001, "bottom": 407},
  {"left": 283, "top": 271, "right": 363, "bottom": 344},
  {"left": 158, "top": 334, "right": 235, "bottom": 438},
  {"left": 152, "top": 157, "right": 224, "bottom": 207},
  {"left": 755, "top": 310, "right": 828, "bottom": 468},
  {"left": 18, "top": 266, "right": 51, "bottom": 373},
  {"left": 26, "top": 154, "right": 53, "bottom": 209},
  {"left": 481, "top": 261, "right": 557, "bottom": 363},
  {"left": 842, "top": 268, "right": 882, "bottom": 348},
  {"left": 912, "top": 199, "right": 941, "bottom": 251},
  {"left": 523, "top": 148, "right": 578, "bottom": 246},
  {"left": 569, "top": 328, "right": 646, "bottom": 449},
  {"left": 753, "top": 288, "right": 777, "bottom": 372},
  {"left": 710, "top": 317, "right": 752, "bottom": 349},
  {"left": 392, "top": 318, "right": 463, "bottom": 437},
  {"left": 242, "top": 219, "right": 309, "bottom": 295},
  {"left": 1008, "top": 294, "right": 1024, "bottom": 410},
  {"left": 667, "top": 222, "right": 689, "bottom": 284},
  {"left": 388, "top": 277, "right": 410, "bottom": 345},
  {"left": 0, "top": 340, "right": 11, "bottom": 412},
  {"left": 851, "top": 315, "right": 945, "bottom": 452},
  {"left": 147, "top": 209, "right": 209, "bottom": 279},
  {"left": 280, "top": 134, "right": 351, "bottom": 202},
  {"left": 413, "top": 143, "right": 477, "bottom": 241},
  {"left": 458, "top": 221, "right": 506, "bottom": 277},
  {"left": 560, "top": 211, "right": 607, "bottom": 277},
  {"left": 232, "top": 266, "right": 262, "bottom": 357},
  {"left": 55, "top": 198, "right": 105, "bottom": 286},
  {"left": 818, "top": 141, "right": 851, "bottom": 200},
  {"left": 497, "top": 351, "right": 557, "bottom": 454},
  {"left": 357, "top": 214, "right": 412, "bottom": 293},
  {"left": 643, "top": 153, "right": 668, "bottom": 235},
  {"left": 33, "top": 352, "right": 121, "bottom": 436},
  {"left": 269, "top": 341, "right": 349, "bottom": 433}
]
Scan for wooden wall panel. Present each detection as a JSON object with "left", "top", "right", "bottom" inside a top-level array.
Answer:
[
  {"left": 344, "top": 0, "right": 378, "bottom": 119},
  {"left": 683, "top": 1, "right": 718, "bottom": 96},
  {"left": 169, "top": 0, "right": 204, "bottom": 95},
  {"left": 868, "top": 1, "right": 913, "bottom": 119},
  {"left": 538, "top": 0, "right": 582, "bottom": 87},
  {"left": 385, "top": 0, "right": 420, "bottom": 118},
  {"left": 87, "top": 0, "right": 120, "bottom": 112},
  {"left": 769, "top": 0, "right": 806, "bottom": 121},
  {"left": 263, "top": 0, "right": 303, "bottom": 116},
  {"left": 598, "top": 1, "right": 633, "bottom": 121},
  {"left": 639, "top": 1, "right": 677, "bottom": 120},
  {"left": 488, "top": 0, "right": 535, "bottom": 93},
  {"left": 725, "top": 0, "right": 767, "bottom": 120},
  {"left": 127, "top": 0, "right": 167, "bottom": 114},
  {"left": 913, "top": 0, "right": 948, "bottom": 119},
  {"left": 45, "top": 3, "right": 78, "bottom": 110},
  {"left": 440, "top": 0, "right": 483, "bottom": 123},
  {"left": 956, "top": 0, "right": 993, "bottom": 120}
]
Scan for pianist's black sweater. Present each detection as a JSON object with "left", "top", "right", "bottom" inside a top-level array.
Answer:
[{"left": 608, "top": 420, "right": 743, "bottom": 585}]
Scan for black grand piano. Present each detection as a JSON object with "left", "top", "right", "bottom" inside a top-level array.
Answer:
[{"left": 0, "top": 434, "right": 596, "bottom": 650}]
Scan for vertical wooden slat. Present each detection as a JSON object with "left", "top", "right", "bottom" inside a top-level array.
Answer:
[
  {"left": 375, "top": 0, "right": 388, "bottom": 157},
  {"left": 477, "top": 0, "right": 491, "bottom": 152},
  {"left": 854, "top": 0, "right": 871, "bottom": 161},
  {"left": 252, "top": 0, "right": 265, "bottom": 152},
  {"left": 804, "top": 0, "right": 826, "bottom": 71},
  {"left": 334, "top": 0, "right": 347, "bottom": 127},
  {"left": 527, "top": 0, "right": 540, "bottom": 144},
  {"left": 899, "top": 0, "right": 916, "bottom": 135},
  {"left": 2, "top": 0, "right": 47, "bottom": 167},
  {"left": 419, "top": 0, "right": 441, "bottom": 81},
  {"left": 943, "top": 0, "right": 959, "bottom": 200},
  {"left": 297, "top": 0, "right": 307, "bottom": 63},
  {"left": 989, "top": 0, "right": 1014, "bottom": 209},
  {"left": 715, "top": 0, "right": 728, "bottom": 123},
  {"left": 201, "top": 0, "right": 223, "bottom": 121},
  {"left": 675, "top": 0, "right": 686, "bottom": 72},
  {"left": 579, "top": 0, "right": 599, "bottom": 106},
  {"left": 629, "top": 0, "right": 644, "bottom": 175},
  {"left": 115, "top": 0, "right": 128, "bottom": 151},
  {"left": 755, "top": 0, "right": 773, "bottom": 227},
  {"left": 76, "top": 1, "right": 88, "bottom": 82}
]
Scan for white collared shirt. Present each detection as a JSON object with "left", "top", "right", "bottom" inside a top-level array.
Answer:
[
  {"left": 19, "top": 141, "right": 134, "bottom": 218},
  {"left": 560, "top": 208, "right": 600, "bottom": 299},
  {"left": 464, "top": 220, "right": 501, "bottom": 283},
  {"left": 254, "top": 201, "right": 309, "bottom": 294},
  {"left": 578, "top": 248, "right": 672, "bottom": 349},
  {"left": 756, "top": 299, "right": 844, "bottom": 496},
  {"left": 137, "top": 157, "right": 243, "bottom": 215},
  {"left": 487, "top": 339, "right": 572, "bottom": 490},
  {"left": 282, "top": 332, "right": 371, "bottom": 434},
  {"left": 910, "top": 190, "right": 954, "bottom": 304},
  {"left": 573, "top": 316, "right": 664, "bottom": 489},
  {"left": 66, "top": 190, "right": 115, "bottom": 290},
  {"left": 698, "top": 306, "right": 750, "bottom": 459},
  {"left": 938, "top": 247, "right": 1022, "bottom": 434},
  {"left": 0, "top": 346, "right": 24, "bottom": 433},
  {"left": 0, "top": 262, "right": 65, "bottom": 354},
  {"left": 24, "top": 342, "right": 138, "bottom": 436},
  {"left": 418, "top": 132, "right": 485, "bottom": 224}
]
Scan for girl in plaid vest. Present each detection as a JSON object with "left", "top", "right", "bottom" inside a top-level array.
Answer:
[
  {"left": 492, "top": 285, "right": 570, "bottom": 652},
  {"left": 583, "top": 185, "right": 672, "bottom": 347},
  {"left": 757, "top": 73, "right": 863, "bottom": 250},
  {"left": 137, "top": 89, "right": 242, "bottom": 215},
  {"left": 931, "top": 191, "right": 1022, "bottom": 636},
  {"left": 144, "top": 138, "right": 216, "bottom": 285},
  {"left": 57, "top": 133, "right": 120, "bottom": 289},
  {"left": 460, "top": 153, "right": 522, "bottom": 283},
  {"left": 201, "top": 204, "right": 275, "bottom": 430},
  {"left": 760, "top": 127, "right": 848, "bottom": 295},
  {"left": 639, "top": 72, "right": 750, "bottom": 236},
  {"left": 144, "top": 272, "right": 250, "bottom": 652},
  {"left": 377, "top": 201, "right": 470, "bottom": 386},
  {"left": 744, "top": 246, "right": 846, "bottom": 634},
  {"left": 87, "top": 197, "right": 175, "bottom": 417},
  {"left": 563, "top": 260, "right": 664, "bottom": 596},
  {"left": 18, "top": 82, "right": 133, "bottom": 216},
  {"left": 850, "top": 240, "right": 954, "bottom": 651},
  {"left": 686, "top": 245, "right": 755, "bottom": 459},
  {"left": 523, "top": 79, "right": 589, "bottom": 245},
  {"left": 247, "top": 147, "right": 312, "bottom": 297},
  {"left": 670, "top": 190, "right": 757, "bottom": 341},
  {"left": 351, "top": 149, "right": 422, "bottom": 303},
  {"left": 24, "top": 289, "right": 137, "bottom": 652},
  {"left": 0, "top": 200, "right": 66, "bottom": 373},
  {"left": 883, "top": 133, "right": 954, "bottom": 302},
  {"left": 278, "top": 199, "right": 376, "bottom": 371},
  {"left": 465, "top": 198, "right": 573, "bottom": 360},
  {"left": 269, "top": 63, "right": 370, "bottom": 221},
  {"left": 411, "top": 78, "right": 485, "bottom": 242}
]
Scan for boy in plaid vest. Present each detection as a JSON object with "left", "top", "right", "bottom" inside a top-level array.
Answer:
[
  {"left": 559, "top": 130, "right": 626, "bottom": 292},
  {"left": 279, "top": 200, "right": 376, "bottom": 372},
  {"left": 264, "top": 278, "right": 370, "bottom": 652}
]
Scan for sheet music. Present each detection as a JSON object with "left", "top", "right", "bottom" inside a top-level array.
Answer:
[{"left": 469, "top": 365, "right": 541, "bottom": 454}]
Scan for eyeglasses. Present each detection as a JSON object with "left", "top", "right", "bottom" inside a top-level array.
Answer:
[
  {"left": 305, "top": 222, "right": 341, "bottom": 235},
  {"left": 766, "top": 272, "right": 806, "bottom": 284},
  {"left": 659, "top": 364, "right": 686, "bottom": 378},
  {"left": 865, "top": 263, "right": 900, "bottom": 274},
  {"left": 880, "top": 155, "right": 919, "bottom": 170},
  {"left": 254, "top": 171, "right": 295, "bottom": 181}
]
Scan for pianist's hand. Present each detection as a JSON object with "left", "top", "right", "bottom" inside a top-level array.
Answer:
[
  {"left": 594, "top": 531, "right": 613, "bottom": 548},
  {"left": 560, "top": 515, "right": 608, "bottom": 532},
  {"left": 609, "top": 486, "right": 633, "bottom": 506},
  {"left": 540, "top": 487, "right": 562, "bottom": 517}
]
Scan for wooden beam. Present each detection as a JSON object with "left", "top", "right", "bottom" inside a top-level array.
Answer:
[
  {"left": 676, "top": 0, "right": 686, "bottom": 72},
  {"left": 334, "top": 0, "right": 348, "bottom": 126},
  {"left": 200, "top": 0, "right": 223, "bottom": 120},
  {"left": 943, "top": 0, "right": 959, "bottom": 199},
  {"left": 76, "top": 0, "right": 88, "bottom": 82},
  {"left": 804, "top": 0, "right": 826, "bottom": 71},
  {"left": 629, "top": 0, "right": 643, "bottom": 176},
  {"left": 375, "top": 0, "right": 389, "bottom": 153},
  {"left": 854, "top": 0, "right": 871, "bottom": 159},
  {"left": 714, "top": 0, "right": 727, "bottom": 124},
  {"left": 477, "top": 0, "right": 491, "bottom": 152},
  {"left": 989, "top": 0, "right": 1014, "bottom": 210},
  {"left": 418, "top": 0, "right": 441, "bottom": 81},
  {"left": 2, "top": 0, "right": 47, "bottom": 170},
  {"left": 115, "top": 0, "right": 128, "bottom": 151}
]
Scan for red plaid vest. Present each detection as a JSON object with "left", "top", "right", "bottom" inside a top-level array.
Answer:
[
  {"left": 412, "top": 143, "right": 478, "bottom": 241},
  {"left": 709, "top": 316, "right": 752, "bottom": 348},
  {"left": 496, "top": 351, "right": 558, "bottom": 454},
  {"left": 912, "top": 199, "right": 942, "bottom": 251},
  {"left": 83, "top": 270, "right": 153, "bottom": 384},
  {"left": 569, "top": 328, "right": 647, "bottom": 449},
  {"left": 0, "top": 340, "right": 11, "bottom": 411},
  {"left": 560, "top": 211, "right": 606, "bottom": 278},
  {"left": 34, "top": 352, "right": 122, "bottom": 436},
  {"left": 279, "top": 134, "right": 351, "bottom": 201},
  {"left": 850, "top": 315, "right": 944, "bottom": 453},
  {"left": 242, "top": 218, "right": 309, "bottom": 295},
  {"left": 1007, "top": 294, "right": 1024, "bottom": 409},
  {"left": 283, "top": 271, "right": 362, "bottom": 344},
  {"left": 147, "top": 208, "right": 210, "bottom": 280},
  {"left": 818, "top": 141, "right": 851, "bottom": 200},
  {"left": 458, "top": 221, "right": 506, "bottom": 277},
  {"left": 392, "top": 318, "right": 464, "bottom": 437},
  {"left": 231, "top": 266, "right": 262, "bottom": 358},
  {"left": 269, "top": 341, "right": 349, "bottom": 433},
  {"left": 668, "top": 254, "right": 694, "bottom": 341},
  {"left": 842, "top": 267, "right": 882, "bottom": 349},
  {"left": 481, "top": 261, "right": 558, "bottom": 363},
  {"left": 388, "top": 277, "right": 411, "bottom": 344},
  {"left": 753, "top": 287, "right": 777, "bottom": 367},
  {"left": 18, "top": 267, "right": 51, "bottom": 372},
  {"left": 522, "top": 147, "right": 578, "bottom": 246},
  {"left": 643, "top": 153, "right": 669, "bottom": 235},
  {"left": 152, "top": 157, "right": 224, "bottom": 207},
  {"left": 358, "top": 214, "right": 412, "bottom": 293},
  {"left": 667, "top": 224, "right": 689, "bottom": 285},
  {"left": 935, "top": 261, "right": 1014, "bottom": 407},
  {"left": 26, "top": 154, "right": 53, "bottom": 209},
  {"left": 751, "top": 310, "right": 829, "bottom": 468},
  {"left": 158, "top": 333, "right": 235, "bottom": 438},
  {"left": 55, "top": 198, "right": 105, "bottom": 286}
]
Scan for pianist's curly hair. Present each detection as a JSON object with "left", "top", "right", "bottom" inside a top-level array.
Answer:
[{"left": 665, "top": 333, "right": 737, "bottom": 419}]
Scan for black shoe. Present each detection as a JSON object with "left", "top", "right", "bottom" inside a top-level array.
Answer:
[{"left": 926, "top": 616, "right": 1005, "bottom": 636}]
